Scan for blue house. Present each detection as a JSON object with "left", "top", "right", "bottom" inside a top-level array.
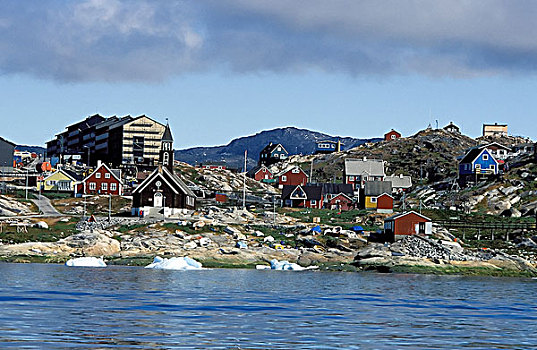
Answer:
[
  {"left": 315, "top": 140, "right": 342, "bottom": 154},
  {"left": 458, "top": 147, "right": 499, "bottom": 185}
]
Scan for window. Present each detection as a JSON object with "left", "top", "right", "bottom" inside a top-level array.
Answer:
[
  {"left": 105, "top": 173, "right": 110, "bottom": 179},
  {"left": 370, "top": 197, "right": 377, "bottom": 203},
  {"left": 391, "top": 134, "right": 396, "bottom": 139},
  {"left": 163, "top": 152, "right": 169, "bottom": 165},
  {"left": 110, "top": 183, "right": 117, "bottom": 191},
  {"left": 482, "top": 154, "right": 489, "bottom": 161},
  {"left": 292, "top": 168, "right": 300, "bottom": 174},
  {"left": 89, "top": 182, "right": 96, "bottom": 190},
  {"left": 274, "top": 154, "right": 279, "bottom": 158},
  {"left": 281, "top": 175, "right": 287, "bottom": 182},
  {"left": 310, "top": 200, "right": 317, "bottom": 206},
  {"left": 133, "top": 136, "right": 144, "bottom": 159},
  {"left": 277, "top": 147, "right": 281, "bottom": 151},
  {"left": 101, "top": 183, "right": 108, "bottom": 191},
  {"left": 95, "top": 173, "right": 101, "bottom": 179},
  {"left": 490, "top": 164, "right": 495, "bottom": 171},
  {"left": 418, "top": 222, "right": 426, "bottom": 234},
  {"left": 187, "top": 196, "right": 195, "bottom": 206},
  {"left": 349, "top": 176, "right": 355, "bottom": 181}
]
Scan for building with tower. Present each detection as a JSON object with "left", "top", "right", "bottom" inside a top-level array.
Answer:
[{"left": 132, "top": 123, "right": 196, "bottom": 217}]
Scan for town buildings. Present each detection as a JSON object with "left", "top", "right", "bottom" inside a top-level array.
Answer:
[
  {"left": 276, "top": 166, "right": 308, "bottom": 187},
  {"left": 443, "top": 122, "right": 460, "bottom": 134},
  {"left": 75, "top": 162, "right": 123, "bottom": 196},
  {"left": 459, "top": 147, "right": 499, "bottom": 185},
  {"left": 315, "top": 140, "right": 341, "bottom": 154}
]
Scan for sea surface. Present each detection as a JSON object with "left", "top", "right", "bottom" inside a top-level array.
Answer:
[{"left": 0, "top": 263, "right": 536, "bottom": 349}]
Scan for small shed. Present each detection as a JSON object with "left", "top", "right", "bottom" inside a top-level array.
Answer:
[
  {"left": 384, "top": 211, "right": 432, "bottom": 240},
  {"left": 384, "top": 129, "right": 401, "bottom": 141},
  {"left": 376, "top": 193, "right": 394, "bottom": 214}
]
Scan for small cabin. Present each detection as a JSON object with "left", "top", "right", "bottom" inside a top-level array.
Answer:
[
  {"left": 384, "top": 129, "right": 401, "bottom": 141},
  {"left": 384, "top": 211, "right": 432, "bottom": 241}
]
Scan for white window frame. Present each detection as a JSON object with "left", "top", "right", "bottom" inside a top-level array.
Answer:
[
  {"left": 281, "top": 175, "right": 287, "bottom": 182},
  {"left": 89, "top": 182, "right": 96, "bottom": 190},
  {"left": 95, "top": 173, "right": 101, "bottom": 179},
  {"left": 101, "top": 183, "right": 108, "bottom": 191},
  {"left": 110, "top": 183, "right": 117, "bottom": 191},
  {"left": 370, "top": 197, "right": 377, "bottom": 203},
  {"left": 349, "top": 176, "right": 355, "bottom": 181},
  {"left": 105, "top": 173, "right": 110, "bottom": 179},
  {"left": 483, "top": 154, "right": 489, "bottom": 161},
  {"left": 292, "top": 168, "right": 300, "bottom": 174},
  {"left": 310, "top": 200, "right": 317, "bottom": 206}
]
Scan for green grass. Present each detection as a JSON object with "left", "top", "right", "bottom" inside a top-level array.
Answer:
[
  {"left": 41, "top": 192, "right": 72, "bottom": 200},
  {"left": 0, "top": 218, "right": 79, "bottom": 244}
]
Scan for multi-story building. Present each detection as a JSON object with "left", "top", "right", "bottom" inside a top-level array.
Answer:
[
  {"left": 482, "top": 123, "right": 508, "bottom": 137},
  {"left": 0, "top": 136, "right": 16, "bottom": 171},
  {"left": 46, "top": 114, "right": 167, "bottom": 167}
]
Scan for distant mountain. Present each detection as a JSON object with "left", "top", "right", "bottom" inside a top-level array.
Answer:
[
  {"left": 15, "top": 145, "right": 46, "bottom": 156},
  {"left": 175, "top": 127, "right": 381, "bottom": 170}
]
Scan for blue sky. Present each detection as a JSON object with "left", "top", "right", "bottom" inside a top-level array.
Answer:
[{"left": 1, "top": 1, "right": 537, "bottom": 148}]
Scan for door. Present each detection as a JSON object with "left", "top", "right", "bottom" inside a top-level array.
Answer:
[{"left": 154, "top": 192, "right": 163, "bottom": 207}]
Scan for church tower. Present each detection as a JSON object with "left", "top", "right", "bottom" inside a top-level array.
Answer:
[{"left": 160, "top": 121, "right": 174, "bottom": 172}]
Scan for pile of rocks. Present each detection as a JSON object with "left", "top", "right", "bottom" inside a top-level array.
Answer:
[{"left": 0, "top": 195, "right": 34, "bottom": 216}]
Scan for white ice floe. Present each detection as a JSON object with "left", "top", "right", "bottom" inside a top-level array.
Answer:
[
  {"left": 145, "top": 256, "right": 203, "bottom": 270},
  {"left": 65, "top": 257, "right": 107, "bottom": 267},
  {"left": 257, "top": 259, "right": 319, "bottom": 271}
]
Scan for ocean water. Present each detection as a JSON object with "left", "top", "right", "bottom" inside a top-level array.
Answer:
[{"left": 0, "top": 263, "right": 536, "bottom": 349}]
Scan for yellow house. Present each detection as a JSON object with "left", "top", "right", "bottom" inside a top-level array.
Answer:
[
  {"left": 364, "top": 196, "right": 378, "bottom": 210},
  {"left": 37, "top": 169, "right": 78, "bottom": 192}
]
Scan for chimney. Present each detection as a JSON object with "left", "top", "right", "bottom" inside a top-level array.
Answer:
[
  {"left": 363, "top": 156, "right": 367, "bottom": 161},
  {"left": 97, "top": 160, "right": 102, "bottom": 167}
]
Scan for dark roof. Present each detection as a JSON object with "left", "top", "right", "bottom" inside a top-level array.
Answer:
[
  {"left": 459, "top": 148, "right": 485, "bottom": 164},
  {"left": 133, "top": 165, "right": 195, "bottom": 197},
  {"left": 364, "top": 181, "right": 392, "bottom": 196},
  {"left": 247, "top": 165, "right": 269, "bottom": 177},
  {"left": 63, "top": 169, "right": 83, "bottom": 181},
  {"left": 282, "top": 185, "right": 323, "bottom": 201},
  {"left": 316, "top": 183, "right": 354, "bottom": 196},
  {"left": 162, "top": 123, "right": 173, "bottom": 142},
  {"left": 261, "top": 143, "right": 287, "bottom": 155},
  {"left": 0, "top": 136, "right": 16, "bottom": 147}
]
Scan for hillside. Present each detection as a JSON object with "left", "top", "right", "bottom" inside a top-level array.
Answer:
[
  {"left": 15, "top": 145, "right": 46, "bottom": 156},
  {"left": 175, "top": 127, "right": 381, "bottom": 169}
]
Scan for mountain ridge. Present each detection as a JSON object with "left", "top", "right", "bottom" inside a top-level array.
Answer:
[{"left": 174, "top": 126, "right": 381, "bottom": 169}]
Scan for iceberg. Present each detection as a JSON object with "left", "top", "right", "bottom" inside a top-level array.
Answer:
[
  {"left": 145, "top": 256, "right": 203, "bottom": 270},
  {"left": 266, "top": 259, "right": 318, "bottom": 271},
  {"left": 65, "top": 257, "right": 107, "bottom": 268}
]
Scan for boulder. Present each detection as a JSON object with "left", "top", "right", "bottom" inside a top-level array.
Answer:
[{"left": 35, "top": 221, "right": 49, "bottom": 229}]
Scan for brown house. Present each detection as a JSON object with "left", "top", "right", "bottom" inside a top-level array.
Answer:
[{"left": 384, "top": 211, "right": 432, "bottom": 240}]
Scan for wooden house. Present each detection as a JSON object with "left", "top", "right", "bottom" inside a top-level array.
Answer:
[
  {"left": 482, "top": 123, "right": 508, "bottom": 137},
  {"left": 327, "top": 193, "right": 353, "bottom": 211},
  {"left": 443, "top": 122, "right": 460, "bottom": 134},
  {"left": 315, "top": 140, "right": 341, "bottom": 154},
  {"left": 384, "top": 129, "right": 401, "bottom": 141},
  {"left": 277, "top": 166, "right": 308, "bottom": 187},
  {"left": 363, "top": 181, "right": 393, "bottom": 213},
  {"left": 459, "top": 147, "right": 499, "bottom": 185},
  {"left": 344, "top": 158, "right": 385, "bottom": 190},
  {"left": 38, "top": 168, "right": 80, "bottom": 192},
  {"left": 281, "top": 185, "right": 323, "bottom": 209},
  {"left": 76, "top": 162, "right": 123, "bottom": 196},
  {"left": 259, "top": 143, "right": 288, "bottom": 166},
  {"left": 320, "top": 183, "right": 355, "bottom": 211},
  {"left": 247, "top": 165, "right": 274, "bottom": 182},
  {"left": 478, "top": 142, "right": 511, "bottom": 161},
  {"left": 384, "top": 174, "right": 412, "bottom": 193},
  {"left": 384, "top": 211, "right": 432, "bottom": 240}
]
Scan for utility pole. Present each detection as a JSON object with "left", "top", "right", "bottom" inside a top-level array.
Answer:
[
  {"left": 273, "top": 195, "right": 276, "bottom": 226},
  {"left": 25, "top": 169, "right": 28, "bottom": 200},
  {"left": 310, "top": 159, "right": 313, "bottom": 183},
  {"left": 83, "top": 196, "right": 86, "bottom": 221},
  {"left": 108, "top": 194, "right": 111, "bottom": 223},
  {"left": 402, "top": 192, "right": 406, "bottom": 211},
  {"left": 242, "top": 150, "right": 247, "bottom": 209}
]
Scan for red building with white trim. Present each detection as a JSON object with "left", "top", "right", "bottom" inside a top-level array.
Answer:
[
  {"left": 384, "top": 129, "right": 401, "bottom": 141},
  {"left": 277, "top": 166, "right": 308, "bottom": 187},
  {"left": 76, "top": 162, "right": 123, "bottom": 195}
]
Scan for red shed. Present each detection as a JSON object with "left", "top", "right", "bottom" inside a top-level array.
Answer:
[
  {"left": 328, "top": 193, "right": 353, "bottom": 211},
  {"left": 384, "top": 211, "right": 432, "bottom": 240},
  {"left": 376, "top": 193, "right": 394, "bottom": 213},
  {"left": 277, "top": 166, "right": 308, "bottom": 187},
  {"left": 248, "top": 165, "right": 273, "bottom": 182},
  {"left": 384, "top": 129, "right": 401, "bottom": 141},
  {"left": 76, "top": 162, "right": 123, "bottom": 196}
]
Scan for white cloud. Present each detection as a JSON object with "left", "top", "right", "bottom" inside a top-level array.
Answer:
[{"left": 1, "top": 0, "right": 537, "bottom": 81}]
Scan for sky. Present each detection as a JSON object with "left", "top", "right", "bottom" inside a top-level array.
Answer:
[{"left": 1, "top": 0, "right": 537, "bottom": 148}]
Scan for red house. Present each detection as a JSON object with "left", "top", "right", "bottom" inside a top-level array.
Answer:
[
  {"left": 376, "top": 193, "right": 394, "bottom": 213},
  {"left": 384, "top": 211, "right": 432, "bottom": 240},
  {"left": 76, "top": 162, "right": 123, "bottom": 195},
  {"left": 247, "top": 165, "right": 274, "bottom": 182},
  {"left": 277, "top": 166, "right": 308, "bottom": 187},
  {"left": 384, "top": 129, "right": 401, "bottom": 141},
  {"left": 328, "top": 193, "right": 353, "bottom": 211}
]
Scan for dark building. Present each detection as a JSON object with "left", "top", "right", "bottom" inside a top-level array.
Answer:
[
  {"left": 46, "top": 114, "right": 167, "bottom": 167},
  {"left": 132, "top": 124, "right": 196, "bottom": 217},
  {"left": 259, "top": 143, "right": 288, "bottom": 166},
  {"left": 0, "top": 136, "right": 16, "bottom": 171}
]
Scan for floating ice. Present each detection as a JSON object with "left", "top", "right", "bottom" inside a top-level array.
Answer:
[
  {"left": 266, "top": 259, "right": 318, "bottom": 271},
  {"left": 145, "top": 256, "right": 203, "bottom": 270},
  {"left": 65, "top": 257, "right": 107, "bottom": 267}
]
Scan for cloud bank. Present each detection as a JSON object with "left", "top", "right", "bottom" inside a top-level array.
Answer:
[{"left": 1, "top": 0, "right": 536, "bottom": 82}]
